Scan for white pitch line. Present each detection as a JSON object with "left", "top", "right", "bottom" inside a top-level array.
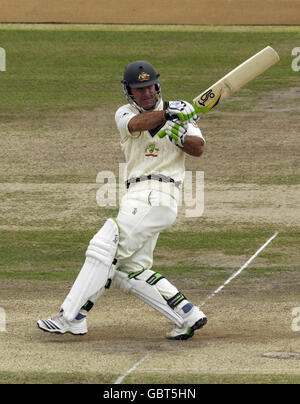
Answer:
[
  {"left": 114, "top": 353, "right": 150, "bottom": 384},
  {"left": 199, "top": 232, "right": 279, "bottom": 307},
  {"left": 114, "top": 233, "right": 278, "bottom": 383}
]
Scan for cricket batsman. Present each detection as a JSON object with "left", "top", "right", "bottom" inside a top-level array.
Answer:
[{"left": 37, "top": 60, "right": 207, "bottom": 340}]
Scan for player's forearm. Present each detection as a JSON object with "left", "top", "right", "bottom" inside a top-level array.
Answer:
[
  {"left": 182, "top": 136, "right": 205, "bottom": 157},
  {"left": 128, "top": 111, "right": 166, "bottom": 133}
]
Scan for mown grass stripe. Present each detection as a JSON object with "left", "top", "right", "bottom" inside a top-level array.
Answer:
[{"left": 0, "top": 29, "right": 297, "bottom": 122}]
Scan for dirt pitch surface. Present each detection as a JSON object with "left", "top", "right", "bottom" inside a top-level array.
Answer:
[{"left": 1, "top": 281, "right": 300, "bottom": 381}]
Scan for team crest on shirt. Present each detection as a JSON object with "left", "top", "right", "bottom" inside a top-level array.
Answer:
[
  {"left": 137, "top": 72, "right": 150, "bottom": 82},
  {"left": 145, "top": 144, "right": 159, "bottom": 157}
]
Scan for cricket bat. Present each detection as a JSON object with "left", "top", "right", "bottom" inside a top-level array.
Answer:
[{"left": 158, "top": 46, "right": 279, "bottom": 138}]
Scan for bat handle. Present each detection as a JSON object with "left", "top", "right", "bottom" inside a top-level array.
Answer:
[{"left": 193, "top": 103, "right": 203, "bottom": 114}]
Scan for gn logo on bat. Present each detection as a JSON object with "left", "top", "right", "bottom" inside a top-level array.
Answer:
[
  {"left": 0, "top": 48, "right": 6, "bottom": 71},
  {"left": 199, "top": 89, "right": 215, "bottom": 106}
]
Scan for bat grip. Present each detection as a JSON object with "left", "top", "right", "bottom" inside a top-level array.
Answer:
[{"left": 193, "top": 103, "right": 202, "bottom": 113}]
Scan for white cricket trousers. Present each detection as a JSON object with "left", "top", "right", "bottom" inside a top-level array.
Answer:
[{"left": 115, "top": 189, "right": 177, "bottom": 273}]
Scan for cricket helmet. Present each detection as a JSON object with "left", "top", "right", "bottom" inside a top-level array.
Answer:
[{"left": 121, "top": 60, "right": 161, "bottom": 110}]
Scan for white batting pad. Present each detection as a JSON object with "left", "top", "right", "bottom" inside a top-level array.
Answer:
[
  {"left": 113, "top": 270, "right": 184, "bottom": 327},
  {"left": 61, "top": 218, "right": 119, "bottom": 321}
]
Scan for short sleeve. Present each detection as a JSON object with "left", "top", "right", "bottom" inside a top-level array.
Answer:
[{"left": 115, "top": 105, "right": 138, "bottom": 140}]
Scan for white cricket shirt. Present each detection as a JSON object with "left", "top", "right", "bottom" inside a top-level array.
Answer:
[{"left": 115, "top": 99, "right": 205, "bottom": 201}]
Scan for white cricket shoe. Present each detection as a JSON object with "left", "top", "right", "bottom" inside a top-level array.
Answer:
[
  {"left": 37, "top": 310, "right": 87, "bottom": 335},
  {"left": 166, "top": 305, "right": 207, "bottom": 340}
]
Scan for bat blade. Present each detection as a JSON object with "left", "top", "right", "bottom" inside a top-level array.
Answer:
[{"left": 193, "top": 46, "right": 280, "bottom": 113}]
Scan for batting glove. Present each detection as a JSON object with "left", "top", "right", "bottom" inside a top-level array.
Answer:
[
  {"left": 165, "top": 100, "right": 199, "bottom": 123},
  {"left": 165, "top": 120, "right": 187, "bottom": 148}
]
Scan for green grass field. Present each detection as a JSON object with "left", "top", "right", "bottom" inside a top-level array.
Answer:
[
  {"left": 0, "top": 25, "right": 298, "bottom": 121},
  {"left": 0, "top": 24, "right": 299, "bottom": 385}
]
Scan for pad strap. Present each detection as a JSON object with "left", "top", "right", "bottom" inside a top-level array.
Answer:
[
  {"left": 146, "top": 272, "right": 165, "bottom": 285},
  {"left": 167, "top": 292, "right": 186, "bottom": 309},
  {"left": 81, "top": 300, "right": 94, "bottom": 312}
]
